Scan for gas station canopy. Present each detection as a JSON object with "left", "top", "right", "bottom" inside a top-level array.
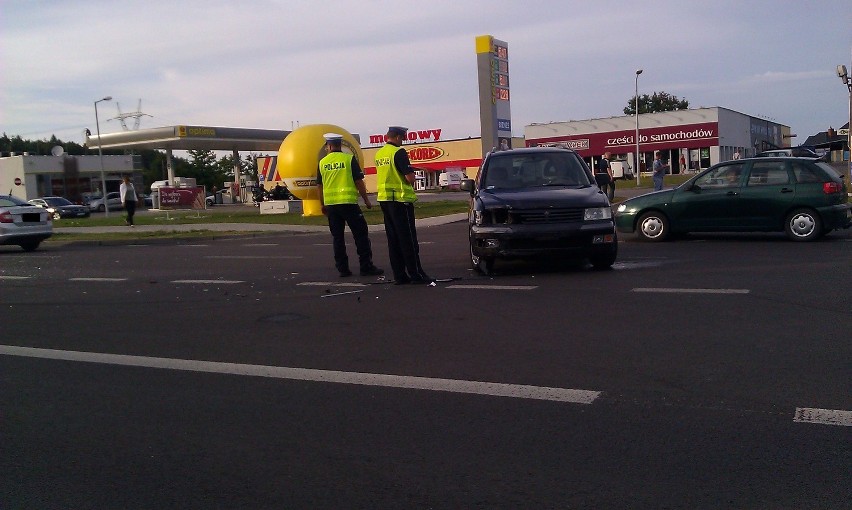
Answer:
[{"left": 84, "top": 125, "right": 291, "bottom": 151}]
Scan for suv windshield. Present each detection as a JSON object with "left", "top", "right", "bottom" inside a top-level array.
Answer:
[{"left": 483, "top": 152, "right": 592, "bottom": 189}]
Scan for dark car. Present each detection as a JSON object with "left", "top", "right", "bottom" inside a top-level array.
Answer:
[
  {"left": 28, "top": 196, "right": 90, "bottom": 219},
  {"left": 460, "top": 147, "right": 618, "bottom": 274},
  {"left": 614, "top": 157, "right": 851, "bottom": 242}
]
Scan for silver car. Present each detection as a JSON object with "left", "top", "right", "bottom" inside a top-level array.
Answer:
[
  {"left": 88, "top": 192, "right": 123, "bottom": 212},
  {"left": 0, "top": 194, "right": 53, "bottom": 251}
]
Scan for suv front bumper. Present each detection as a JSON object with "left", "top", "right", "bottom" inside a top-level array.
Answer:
[{"left": 470, "top": 221, "right": 616, "bottom": 259}]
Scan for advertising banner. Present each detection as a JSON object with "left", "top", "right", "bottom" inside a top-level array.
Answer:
[{"left": 158, "top": 186, "right": 206, "bottom": 210}]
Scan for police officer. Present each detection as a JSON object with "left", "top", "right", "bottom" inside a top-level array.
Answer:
[
  {"left": 316, "top": 133, "right": 383, "bottom": 278},
  {"left": 375, "top": 126, "right": 433, "bottom": 284}
]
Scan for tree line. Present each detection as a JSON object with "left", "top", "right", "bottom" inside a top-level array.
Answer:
[{"left": 1, "top": 133, "right": 259, "bottom": 192}]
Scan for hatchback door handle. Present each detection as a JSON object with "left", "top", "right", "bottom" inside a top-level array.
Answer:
[
  {"left": 781, "top": 188, "right": 793, "bottom": 193},
  {"left": 726, "top": 191, "right": 738, "bottom": 196}
]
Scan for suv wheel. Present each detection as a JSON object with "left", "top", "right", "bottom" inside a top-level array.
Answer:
[
  {"left": 589, "top": 237, "right": 618, "bottom": 270},
  {"left": 470, "top": 243, "right": 495, "bottom": 275}
]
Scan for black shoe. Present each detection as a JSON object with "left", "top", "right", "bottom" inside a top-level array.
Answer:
[
  {"left": 338, "top": 269, "right": 353, "bottom": 277},
  {"left": 409, "top": 275, "right": 434, "bottom": 285},
  {"left": 359, "top": 266, "right": 384, "bottom": 276}
]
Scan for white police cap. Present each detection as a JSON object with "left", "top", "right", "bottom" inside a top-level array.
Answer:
[{"left": 323, "top": 133, "right": 344, "bottom": 142}]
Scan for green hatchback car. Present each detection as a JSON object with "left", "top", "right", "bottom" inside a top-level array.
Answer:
[{"left": 614, "top": 157, "right": 851, "bottom": 242}]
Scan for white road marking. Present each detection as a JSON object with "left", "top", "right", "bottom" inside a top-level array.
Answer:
[
  {"left": 298, "top": 282, "right": 367, "bottom": 288},
  {"left": 320, "top": 289, "right": 364, "bottom": 298},
  {"left": 171, "top": 279, "right": 244, "bottom": 284},
  {"left": 632, "top": 287, "right": 750, "bottom": 294},
  {"left": 0, "top": 345, "right": 601, "bottom": 404},
  {"left": 793, "top": 407, "right": 852, "bottom": 427},
  {"left": 69, "top": 278, "right": 128, "bottom": 282},
  {"left": 447, "top": 284, "right": 538, "bottom": 290},
  {"left": 242, "top": 243, "right": 278, "bottom": 247},
  {"left": 0, "top": 276, "right": 31, "bottom": 280},
  {"left": 205, "top": 255, "right": 303, "bottom": 259}
]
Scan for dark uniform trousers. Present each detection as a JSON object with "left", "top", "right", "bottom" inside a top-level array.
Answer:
[
  {"left": 380, "top": 201, "right": 427, "bottom": 281},
  {"left": 326, "top": 203, "right": 373, "bottom": 273}
]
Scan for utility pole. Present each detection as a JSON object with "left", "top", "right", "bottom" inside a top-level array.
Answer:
[{"left": 110, "top": 99, "right": 152, "bottom": 131}]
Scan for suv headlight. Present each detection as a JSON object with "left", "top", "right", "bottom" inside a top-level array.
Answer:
[
  {"left": 473, "top": 210, "right": 483, "bottom": 225},
  {"left": 584, "top": 207, "right": 612, "bottom": 221}
]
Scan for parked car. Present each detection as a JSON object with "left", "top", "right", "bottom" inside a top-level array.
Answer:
[
  {"left": 460, "top": 147, "right": 618, "bottom": 274},
  {"left": 0, "top": 194, "right": 53, "bottom": 251},
  {"left": 28, "top": 196, "right": 90, "bottom": 219},
  {"left": 614, "top": 157, "right": 851, "bottom": 242},
  {"left": 206, "top": 194, "right": 215, "bottom": 207},
  {"left": 88, "top": 192, "right": 123, "bottom": 212},
  {"left": 755, "top": 147, "right": 821, "bottom": 159}
]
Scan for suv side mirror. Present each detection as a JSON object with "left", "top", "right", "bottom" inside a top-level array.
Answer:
[{"left": 460, "top": 179, "right": 475, "bottom": 195}]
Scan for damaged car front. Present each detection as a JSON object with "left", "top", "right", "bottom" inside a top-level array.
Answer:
[{"left": 461, "top": 147, "right": 617, "bottom": 274}]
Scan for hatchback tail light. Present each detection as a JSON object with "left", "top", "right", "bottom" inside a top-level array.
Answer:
[
  {"left": 823, "top": 182, "right": 842, "bottom": 194},
  {"left": 0, "top": 211, "right": 13, "bottom": 223}
]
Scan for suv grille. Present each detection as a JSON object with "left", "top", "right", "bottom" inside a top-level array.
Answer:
[{"left": 511, "top": 208, "right": 584, "bottom": 224}]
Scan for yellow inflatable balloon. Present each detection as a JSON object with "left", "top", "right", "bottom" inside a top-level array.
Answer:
[{"left": 276, "top": 124, "right": 364, "bottom": 217}]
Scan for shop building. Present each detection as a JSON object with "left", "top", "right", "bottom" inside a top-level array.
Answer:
[
  {"left": 0, "top": 153, "right": 137, "bottom": 202},
  {"left": 524, "top": 107, "right": 792, "bottom": 174},
  {"left": 359, "top": 132, "right": 523, "bottom": 191}
]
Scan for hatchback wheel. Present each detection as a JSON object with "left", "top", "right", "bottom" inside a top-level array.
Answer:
[
  {"left": 636, "top": 211, "right": 670, "bottom": 242},
  {"left": 785, "top": 208, "right": 821, "bottom": 242}
]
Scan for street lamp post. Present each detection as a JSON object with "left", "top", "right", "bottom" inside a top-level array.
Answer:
[
  {"left": 94, "top": 96, "right": 113, "bottom": 217},
  {"left": 635, "top": 69, "right": 643, "bottom": 186},
  {"left": 837, "top": 63, "right": 852, "bottom": 187}
]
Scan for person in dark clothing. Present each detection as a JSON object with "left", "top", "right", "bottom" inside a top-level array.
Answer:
[
  {"left": 316, "top": 133, "right": 383, "bottom": 278},
  {"left": 595, "top": 152, "right": 615, "bottom": 201},
  {"left": 374, "top": 126, "right": 433, "bottom": 284}
]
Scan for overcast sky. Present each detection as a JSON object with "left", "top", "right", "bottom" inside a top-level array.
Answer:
[{"left": 2, "top": 0, "right": 850, "bottom": 149}]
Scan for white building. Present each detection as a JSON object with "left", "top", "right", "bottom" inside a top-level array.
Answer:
[
  {"left": 525, "top": 107, "right": 792, "bottom": 173},
  {"left": 0, "top": 153, "right": 136, "bottom": 202}
]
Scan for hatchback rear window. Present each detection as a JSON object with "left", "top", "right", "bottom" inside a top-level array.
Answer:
[
  {"left": 793, "top": 163, "right": 824, "bottom": 183},
  {"left": 815, "top": 162, "right": 843, "bottom": 180}
]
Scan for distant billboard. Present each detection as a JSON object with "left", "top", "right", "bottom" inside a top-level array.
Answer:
[{"left": 158, "top": 186, "right": 206, "bottom": 210}]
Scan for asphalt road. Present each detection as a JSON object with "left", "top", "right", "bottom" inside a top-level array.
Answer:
[{"left": 2, "top": 223, "right": 851, "bottom": 509}]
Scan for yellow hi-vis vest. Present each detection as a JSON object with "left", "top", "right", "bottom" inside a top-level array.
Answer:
[
  {"left": 375, "top": 144, "right": 417, "bottom": 203},
  {"left": 318, "top": 152, "right": 358, "bottom": 205}
]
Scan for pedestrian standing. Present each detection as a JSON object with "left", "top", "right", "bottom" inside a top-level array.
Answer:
[
  {"left": 375, "top": 126, "right": 433, "bottom": 285},
  {"left": 600, "top": 152, "right": 615, "bottom": 200},
  {"left": 652, "top": 151, "right": 668, "bottom": 191},
  {"left": 119, "top": 175, "right": 137, "bottom": 226},
  {"left": 316, "top": 133, "right": 383, "bottom": 278}
]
